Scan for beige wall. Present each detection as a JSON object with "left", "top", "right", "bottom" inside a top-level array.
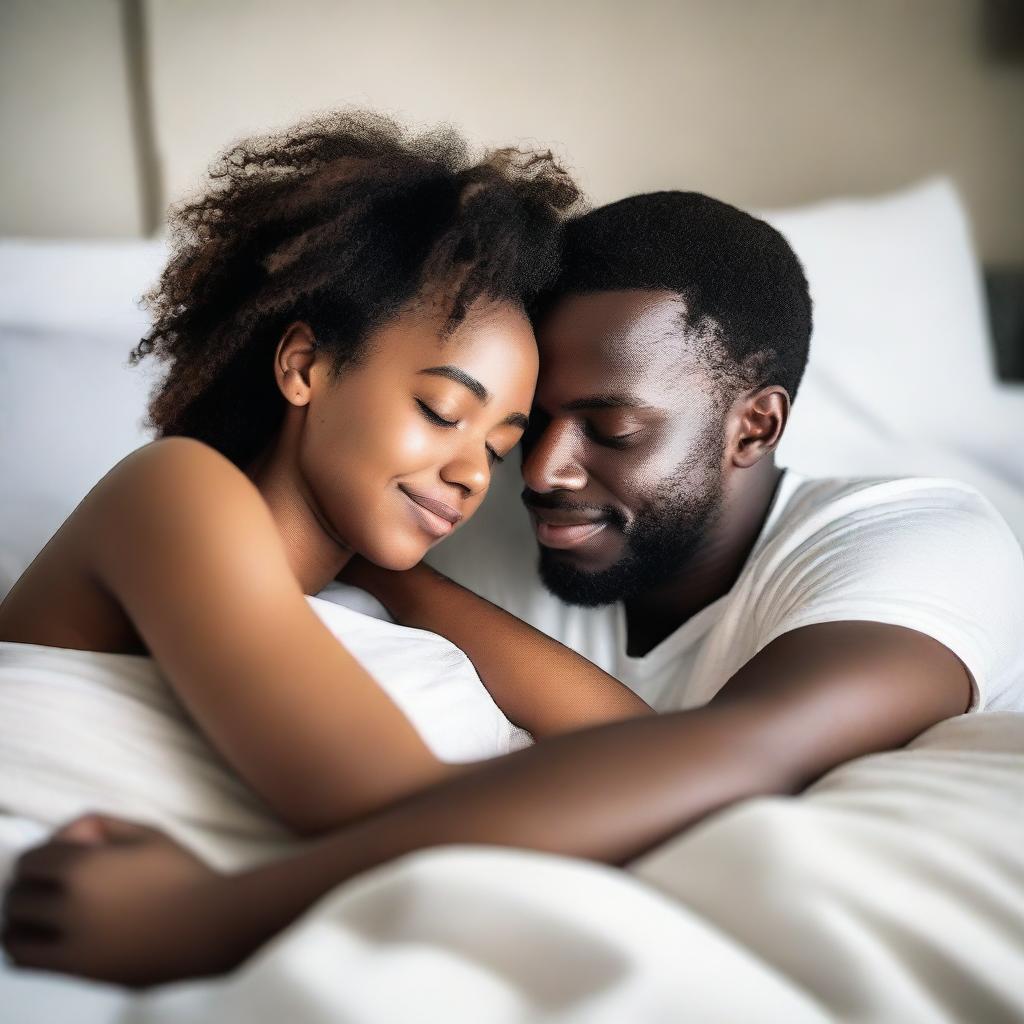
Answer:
[
  {"left": 0, "top": 0, "right": 143, "bottom": 237},
  {"left": 3, "top": 0, "right": 1023, "bottom": 263}
]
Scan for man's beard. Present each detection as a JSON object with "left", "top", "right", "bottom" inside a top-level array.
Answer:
[{"left": 537, "top": 448, "right": 724, "bottom": 608}]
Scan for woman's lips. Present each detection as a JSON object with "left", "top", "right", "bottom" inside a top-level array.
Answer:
[
  {"left": 400, "top": 486, "right": 458, "bottom": 539},
  {"left": 532, "top": 519, "right": 609, "bottom": 549}
]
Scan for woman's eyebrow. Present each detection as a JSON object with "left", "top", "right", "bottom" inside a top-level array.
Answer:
[
  {"left": 418, "top": 365, "right": 488, "bottom": 401},
  {"left": 504, "top": 412, "right": 529, "bottom": 430},
  {"left": 418, "top": 366, "right": 528, "bottom": 429}
]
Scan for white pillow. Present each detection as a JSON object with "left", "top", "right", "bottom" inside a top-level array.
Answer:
[
  {"left": 767, "top": 178, "right": 1023, "bottom": 490},
  {"left": 0, "top": 238, "right": 166, "bottom": 336}
]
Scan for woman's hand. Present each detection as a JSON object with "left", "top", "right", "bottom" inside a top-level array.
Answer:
[{"left": 1, "top": 813, "right": 247, "bottom": 988}]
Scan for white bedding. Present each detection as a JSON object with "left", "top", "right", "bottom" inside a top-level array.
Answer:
[
  {"left": 3, "top": 712, "right": 1022, "bottom": 1023},
  {"left": 0, "top": 590, "right": 528, "bottom": 873}
]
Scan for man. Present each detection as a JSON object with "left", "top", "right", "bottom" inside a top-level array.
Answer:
[
  {"left": 427, "top": 190, "right": 1022, "bottom": 717},
  {"left": 4, "top": 192, "right": 1021, "bottom": 985}
]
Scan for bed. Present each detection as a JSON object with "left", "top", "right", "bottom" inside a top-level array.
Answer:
[{"left": 1, "top": 178, "right": 1022, "bottom": 1022}]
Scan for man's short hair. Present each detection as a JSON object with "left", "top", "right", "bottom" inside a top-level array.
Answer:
[{"left": 547, "top": 191, "right": 813, "bottom": 402}]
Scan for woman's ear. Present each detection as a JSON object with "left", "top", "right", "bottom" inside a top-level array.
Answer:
[
  {"left": 274, "top": 322, "right": 318, "bottom": 407},
  {"left": 729, "top": 385, "right": 790, "bottom": 469}
]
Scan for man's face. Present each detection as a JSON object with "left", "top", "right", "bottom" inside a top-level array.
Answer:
[{"left": 521, "top": 289, "right": 727, "bottom": 606}]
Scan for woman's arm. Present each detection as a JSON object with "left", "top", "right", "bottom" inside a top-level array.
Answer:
[
  {"left": 341, "top": 558, "right": 652, "bottom": 737},
  {"left": 76, "top": 439, "right": 452, "bottom": 834}
]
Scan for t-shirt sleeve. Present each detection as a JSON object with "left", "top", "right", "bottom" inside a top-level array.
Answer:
[{"left": 753, "top": 481, "right": 1024, "bottom": 712}]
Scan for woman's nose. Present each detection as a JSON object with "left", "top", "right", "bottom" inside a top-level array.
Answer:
[
  {"left": 521, "top": 419, "right": 586, "bottom": 493},
  {"left": 440, "top": 440, "right": 490, "bottom": 497}
]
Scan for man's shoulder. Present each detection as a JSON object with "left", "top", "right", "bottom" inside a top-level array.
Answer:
[
  {"left": 743, "top": 472, "right": 1022, "bottom": 596},
  {"left": 772, "top": 473, "right": 1012, "bottom": 546},
  {"left": 785, "top": 471, "right": 996, "bottom": 510},
  {"left": 741, "top": 473, "right": 1024, "bottom": 714}
]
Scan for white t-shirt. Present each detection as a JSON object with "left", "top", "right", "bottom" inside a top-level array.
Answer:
[{"left": 426, "top": 469, "right": 1024, "bottom": 714}]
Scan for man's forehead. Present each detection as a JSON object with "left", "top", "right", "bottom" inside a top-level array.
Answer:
[
  {"left": 540, "top": 289, "right": 683, "bottom": 347},
  {"left": 536, "top": 289, "right": 700, "bottom": 405}
]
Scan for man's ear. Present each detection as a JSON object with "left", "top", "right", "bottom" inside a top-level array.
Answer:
[
  {"left": 274, "top": 322, "right": 318, "bottom": 407},
  {"left": 729, "top": 385, "right": 790, "bottom": 469}
]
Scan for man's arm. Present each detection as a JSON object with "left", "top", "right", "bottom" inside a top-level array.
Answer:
[
  {"left": 340, "top": 558, "right": 652, "bottom": 737},
  {"left": 2, "top": 621, "right": 970, "bottom": 985},
  {"left": 236, "top": 619, "right": 970, "bottom": 914}
]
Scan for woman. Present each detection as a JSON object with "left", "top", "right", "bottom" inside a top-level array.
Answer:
[{"left": 0, "top": 111, "right": 649, "bottom": 851}]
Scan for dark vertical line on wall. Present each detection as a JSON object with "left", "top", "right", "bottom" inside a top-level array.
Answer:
[{"left": 120, "top": 0, "right": 164, "bottom": 235}]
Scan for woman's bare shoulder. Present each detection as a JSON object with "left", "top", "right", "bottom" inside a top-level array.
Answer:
[
  {"left": 0, "top": 440, "right": 277, "bottom": 650},
  {"left": 103, "top": 436, "right": 253, "bottom": 491},
  {"left": 84, "top": 438, "right": 283, "bottom": 548},
  {"left": 86, "top": 437, "right": 285, "bottom": 572}
]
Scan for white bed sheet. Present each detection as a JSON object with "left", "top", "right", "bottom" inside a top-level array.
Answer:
[{"left": 2, "top": 712, "right": 1022, "bottom": 1024}]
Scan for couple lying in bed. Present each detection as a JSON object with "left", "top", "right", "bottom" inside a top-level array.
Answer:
[{"left": 1, "top": 110, "right": 1021, "bottom": 987}]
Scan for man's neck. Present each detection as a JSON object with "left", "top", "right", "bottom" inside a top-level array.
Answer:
[{"left": 623, "top": 462, "right": 784, "bottom": 657}]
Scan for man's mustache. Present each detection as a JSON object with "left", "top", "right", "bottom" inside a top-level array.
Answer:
[{"left": 520, "top": 489, "right": 627, "bottom": 531}]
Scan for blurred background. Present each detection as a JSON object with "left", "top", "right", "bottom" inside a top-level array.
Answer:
[
  {"left": 2, "top": 0, "right": 1022, "bottom": 374},
  {"left": 0, "top": 1, "right": 1019, "bottom": 247},
  {"left": 1, "top": 0, "right": 1022, "bottom": 345}
]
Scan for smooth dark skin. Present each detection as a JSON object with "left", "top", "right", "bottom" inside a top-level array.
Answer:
[{"left": 1, "top": 291, "right": 971, "bottom": 987}]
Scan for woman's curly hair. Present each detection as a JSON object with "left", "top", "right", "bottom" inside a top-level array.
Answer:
[{"left": 134, "top": 110, "right": 582, "bottom": 468}]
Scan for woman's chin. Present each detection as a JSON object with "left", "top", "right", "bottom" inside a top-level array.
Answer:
[
  {"left": 359, "top": 506, "right": 465, "bottom": 570},
  {"left": 360, "top": 538, "right": 430, "bottom": 573}
]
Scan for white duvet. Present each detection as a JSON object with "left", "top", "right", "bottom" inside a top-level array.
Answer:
[{"left": 2, "top": 704, "right": 1023, "bottom": 1022}]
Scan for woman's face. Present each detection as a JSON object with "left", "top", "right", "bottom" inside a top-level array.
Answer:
[{"left": 288, "top": 299, "right": 537, "bottom": 570}]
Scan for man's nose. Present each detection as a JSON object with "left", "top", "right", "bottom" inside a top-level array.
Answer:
[{"left": 521, "top": 419, "right": 586, "bottom": 493}]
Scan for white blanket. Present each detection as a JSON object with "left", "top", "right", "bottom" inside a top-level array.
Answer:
[
  {"left": 3, "top": 712, "right": 1023, "bottom": 1023},
  {"left": 0, "top": 590, "right": 529, "bottom": 875}
]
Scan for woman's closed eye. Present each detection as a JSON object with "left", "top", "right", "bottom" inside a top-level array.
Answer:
[
  {"left": 416, "top": 398, "right": 457, "bottom": 428},
  {"left": 416, "top": 399, "right": 505, "bottom": 465}
]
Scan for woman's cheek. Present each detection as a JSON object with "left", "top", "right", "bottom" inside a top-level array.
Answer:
[{"left": 390, "top": 413, "right": 440, "bottom": 466}]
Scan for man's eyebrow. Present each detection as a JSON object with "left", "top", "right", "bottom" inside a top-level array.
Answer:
[
  {"left": 561, "top": 394, "right": 646, "bottom": 411},
  {"left": 418, "top": 366, "right": 489, "bottom": 402}
]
